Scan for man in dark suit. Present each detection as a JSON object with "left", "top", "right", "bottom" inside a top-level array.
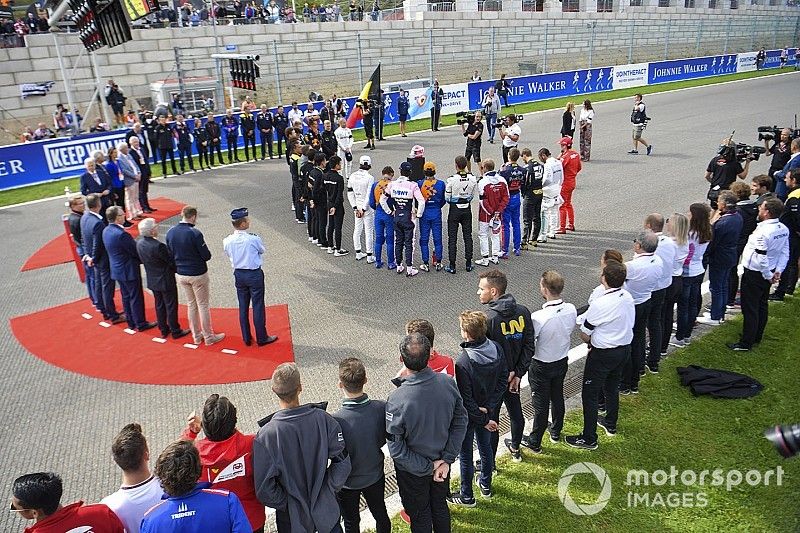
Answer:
[
  {"left": 128, "top": 136, "right": 155, "bottom": 214},
  {"left": 80, "top": 194, "right": 124, "bottom": 324},
  {"left": 125, "top": 122, "right": 150, "bottom": 154},
  {"left": 102, "top": 206, "right": 157, "bottom": 333},
  {"left": 136, "top": 218, "right": 190, "bottom": 340},
  {"left": 79, "top": 158, "right": 113, "bottom": 211}
]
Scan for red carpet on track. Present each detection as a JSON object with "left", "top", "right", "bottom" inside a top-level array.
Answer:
[
  {"left": 21, "top": 197, "right": 187, "bottom": 272},
  {"left": 10, "top": 295, "right": 294, "bottom": 385}
]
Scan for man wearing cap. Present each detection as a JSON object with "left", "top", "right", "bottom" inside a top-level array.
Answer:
[
  {"left": 557, "top": 136, "right": 582, "bottom": 233},
  {"left": 253, "top": 362, "right": 350, "bottom": 533},
  {"left": 444, "top": 156, "right": 479, "bottom": 274},
  {"left": 369, "top": 166, "right": 397, "bottom": 270},
  {"left": 407, "top": 145, "right": 426, "bottom": 182},
  {"left": 223, "top": 208, "right": 278, "bottom": 347},
  {"left": 382, "top": 162, "right": 425, "bottom": 277},
  {"left": 348, "top": 156, "right": 376, "bottom": 263},
  {"left": 418, "top": 162, "right": 446, "bottom": 272}
]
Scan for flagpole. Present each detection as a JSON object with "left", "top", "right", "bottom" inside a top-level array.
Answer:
[{"left": 357, "top": 32, "right": 364, "bottom": 89}]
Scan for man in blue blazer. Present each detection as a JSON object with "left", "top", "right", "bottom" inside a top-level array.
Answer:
[
  {"left": 79, "top": 158, "right": 113, "bottom": 211},
  {"left": 102, "top": 205, "right": 156, "bottom": 332},
  {"left": 80, "top": 194, "right": 124, "bottom": 323}
]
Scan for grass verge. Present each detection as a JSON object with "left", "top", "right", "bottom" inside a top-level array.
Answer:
[
  {"left": 388, "top": 295, "right": 800, "bottom": 532},
  {"left": 1, "top": 67, "right": 794, "bottom": 208}
]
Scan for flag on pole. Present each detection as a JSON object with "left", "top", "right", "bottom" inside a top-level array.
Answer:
[{"left": 346, "top": 64, "right": 381, "bottom": 129}]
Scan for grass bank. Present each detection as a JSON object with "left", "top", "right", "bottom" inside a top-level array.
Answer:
[{"left": 1, "top": 67, "right": 793, "bottom": 208}]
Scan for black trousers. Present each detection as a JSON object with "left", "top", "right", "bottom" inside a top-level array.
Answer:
[
  {"left": 327, "top": 203, "right": 345, "bottom": 249},
  {"left": 526, "top": 358, "right": 568, "bottom": 447},
  {"left": 260, "top": 131, "right": 273, "bottom": 159},
  {"left": 447, "top": 207, "right": 473, "bottom": 268},
  {"left": 581, "top": 345, "right": 629, "bottom": 443},
  {"left": 153, "top": 285, "right": 181, "bottom": 336},
  {"left": 522, "top": 193, "right": 542, "bottom": 242},
  {"left": 622, "top": 299, "right": 652, "bottom": 391},
  {"left": 275, "top": 510, "right": 342, "bottom": 533},
  {"left": 430, "top": 108, "right": 441, "bottom": 131},
  {"left": 660, "top": 275, "right": 683, "bottom": 353},
  {"left": 149, "top": 137, "right": 160, "bottom": 164},
  {"left": 729, "top": 245, "right": 746, "bottom": 304},
  {"left": 112, "top": 186, "right": 125, "bottom": 208},
  {"left": 336, "top": 476, "right": 391, "bottom": 533},
  {"left": 502, "top": 144, "right": 514, "bottom": 164},
  {"left": 138, "top": 176, "right": 151, "bottom": 210},
  {"left": 490, "top": 388, "right": 525, "bottom": 452},
  {"left": 177, "top": 144, "right": 194, "bottom": 171},
  {"left": 209, "top": 139, "right": 223, "bottom": 165},
  {"left": 306, "top": 199, "right": 315, "bottom": 238},
  {"left": 226, "top": 134, "right": 239, "bottom": 162},
  {"left": 395, "top": 218, "right": 415, "bottom": 266},
  {"left": 195, "top": 142, "right": 209, "bottom": 169},
  {"left": 159, "top": 148, "right": 177, "bottom": 175},
  {"left": 316, "top": 202, "right": 329, "bottom": 247},
  {"left": 739, "top": 268, "right": 771, "bottom": 347},
  {"left": 275, "top": 131, "right": 285, "bottom": 156},
  {"left": 243, "top": 132, "right": 257, "bottom": 160},
  {"left": 646, "top": 288, "right": 667, "bottom": 368},
  {"left": 292, "top": 182, "right": 306, "bottom": 223},
  {"left": 395, "top": 467, "right": 450, "bottom": 533},
  {"left": 775, "top": 233, "right": 799, "bottom": 297}
]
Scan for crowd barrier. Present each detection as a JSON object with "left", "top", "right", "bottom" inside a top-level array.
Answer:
[{"left": 0, "top": 48, "right": 795, "bottom": 191}]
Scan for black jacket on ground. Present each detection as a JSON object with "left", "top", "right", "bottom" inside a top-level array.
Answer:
[{"left": 485, "top": 293, "right": 535, "bottom": 379}]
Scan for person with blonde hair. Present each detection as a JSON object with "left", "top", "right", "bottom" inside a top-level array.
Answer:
[
  {"left": 659, "top": 213, "right": 689, "bottom": 357},
  {"left": 561, "top": 102, "right": 575, "bottom": 138}
]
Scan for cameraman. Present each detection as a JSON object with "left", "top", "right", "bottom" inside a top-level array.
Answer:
[
  {"left": 705, "top": 140, "right": 751, "bottom": 209},
  {"left": 461, "top": 111, "right": 484, "bottom": 174},
  {"left": 499, "top": 114, "right": 521, "bottom": 164},
  {"left": 764, "top": 128, "right": 792, "bottom": 193}
]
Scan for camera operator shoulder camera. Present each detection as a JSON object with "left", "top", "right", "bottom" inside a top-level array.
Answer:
[
  {"left": 458, "top": 110, "right": 484, "bottom": 142},
  {"left": 705, "top": 136, "right": 757, "bottom": 204},
  {"left": 758, "top": 126, "right": 799, "bottom": 177},
  {"left": 498, "top": 113, "right": 523, "bottom": 142}
]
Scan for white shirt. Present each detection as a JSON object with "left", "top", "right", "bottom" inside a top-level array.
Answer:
[
  {"left": 580, "top": 287, "right": 635, "bottom": 349},
  {"left": 101, "top": 476, "right": 163, "bottom": 533},
  {"left": 684, "top": 232, "right": 710, "bottom": 278},
  {"left": 335, "top": 126, "right": 353, "bottom": 153},
  {"left": 502, "top": 123, "right": 521, "bottom": 148},
  {"left": 542, "top": 157, "right": 564, "bottom": 198},
  {"left": 654, "top": 233, "right": 678, "bottom": 291},
  {"left": 742, "top": 218, "right": 790, "bottom": 280},
  {"left": 532, "top": 299, "right": 577, "bottom": 363},
  {"left": 672, "top": 241, "right": 690, "bottom": 277},
  {"left": 579, "top": 108, "right": 594, "bottom": 123},
  {"left": 347, "top": 169, "right": 375, "bottom": 211},
  {"left": 287, "top": 108, "right": 304, "bottom": 125},
  {"left": 624, "top": 252, "right": 663, "bottom": 305},
  {"left": 222, "top": 229, "right": 265, "bottom": 270}
]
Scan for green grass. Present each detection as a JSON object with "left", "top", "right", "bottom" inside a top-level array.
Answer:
[
  {"left": 0, "top": 67, "right": 792, "bottom": 208},
  {"left": 388, "top": 295, "right": 800, "bottom": 532}
]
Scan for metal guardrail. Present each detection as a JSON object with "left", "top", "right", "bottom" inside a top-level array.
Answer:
[{"left": 0, "top": 34, "right": 25, "bottom": 48}]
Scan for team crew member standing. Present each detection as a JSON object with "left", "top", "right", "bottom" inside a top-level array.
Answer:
[
  {"left": 499, "top": 148, "right": 525, "bottom": 256},
  {"left": 205, "top": 113, "right": 224, "bottom": 166},
  {"left": 154, "top": 116, "right": 179, "bottom": 176},
  {"left": 578, "top": 100, "right": 594, "bottom": 162},
  {"left": 444, "top": 156, "right": 478, "bottom": 274},
  {"left": 475, "top": 160, "right": 509, "bottom": 266},
  {"left": 348, "top": 155, "right": 376, "bottom": 262},
  {"left": 729, "top": 197, "right": 790, "bottom": 351},
  {"left": 773, "top": 172, "right": 800, "bottom": 300},
  {"left": 335, "top": 118, "right": 354, "bottom": 178},
  {"left": 310, "top": 153, "right": 330, "bottom": 249},
  {"left": 174, "top": 115, "right": 195, "bottom": 173},
  {"left": 628, "top": 94, "right": 652, "bottom": 155},
  {"left": 223, "top": 208, "right": 278, "bottom": 347},
  {"left": 370, "top": 166, "right": 397, "bottom": 270},
  {"left": 240, "top": 109, "right": 257, "bottom": 162},
  {"left": 557, "top": 136, "right": 582, "bottom": 233},
  {"left": 478, "top": 269, "right": 534, "bottom": 463},
  {"left": 273, "top": 107, "right": 289, "bottom": 158},
  {"left": 257, "top": 105, "right": 274, "bottom": 160},
  {"left": 498, "top": 114, "right": 520, "bottom": 164},
  {"left": 166, "top": 206, "right": 225, "bottom": 346},
  {"left": 520, "top": 271, "right": 577, "bottom": 453},
  {"left": 332, "top": 358, "right": 391, "bottom": 533},
  {"left": 567, "top": 260, "right": 635, "bottom": 450},
  {"left": 383, "top": 161, "right": 425, "bottom": 276},
  {"left": 642, "top": 214, "right": 678, "bottom": 372},
  {"left": 222, "top": 110, "right": 240, "bottom": 163},
  {"left": 324, "top": 156, "right": 349, "bottom": 256},
  {"left": 520, "top": 148, "right": 544, "bottom": 247},
  {"left": 538, "top": 148, "right": 564, "bottom": 243},
  {"left": 417, "top": 162, "right": 446, "bottom": 272},
  {"left": 659, "top": 214, "right": 689, "bottom": 356},
  {"left": 194, "top": 117, "right": 210, "bottom": 170}
]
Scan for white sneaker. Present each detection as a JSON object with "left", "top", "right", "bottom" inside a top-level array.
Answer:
[
  {"left": 327, "top": 247, "right": 334, "bottom": 254},
  {"left": 397, "top": 264, "right": 406, "bottom": 274},
  {"left": 697, "top": 316, "right": 723, "bottom": 326},
  {"left": 355, "top": 251, "right": 367, "bottom": 260},
  {"left": 475, "top": 257, "right": 490, "bottom": 267},
  {"left": 490, "top": 256, "right": 500, "bottom": 264},
  {"left": 205, "top": 333, "right": 226, "bottom": 346},
  {"left": 334, "top": 249, "right": 350, "bottom": 257},
  {"left": 406, "top": 266, "right": 419, "bottom": 277},
  {"left": 668, "top": 335, "right": 686, "bottom": 347},
  {"left": 366, "top": 255, "right": 376, "bottom": 264},
  {"left": 308, "top": 236, "right": 313, "bottom": 242}
]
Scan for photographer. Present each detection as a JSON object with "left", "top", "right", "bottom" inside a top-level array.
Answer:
[
  {"left": 628, "top": 94, "right": 652, "bottom": 156},
  {"left": 764, "top": 128, "right": 792, "bottom": 194},
  {"left": 499, "top": 114, "right": 521, "bottom": 164},
  {"left": 461, "top": 111, "right": 484, "bottom": 173},
  {"left": 705, "top": 140, "right": 751, "bottom": 208}
]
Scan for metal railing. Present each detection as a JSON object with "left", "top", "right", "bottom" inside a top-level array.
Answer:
[
  {"left": 0, "top": 34, "right": 25, "bottom": 48},
  {"left": 478, "top": 0, "right": 503, "bottom": 10},
  {"left": 426, "top": 2, "right": 456, "bottom": 11}
]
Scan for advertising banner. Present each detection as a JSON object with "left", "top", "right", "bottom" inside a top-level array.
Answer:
[
  {"left": 405, "top": 83, "right": 468, "bottom": 120},
  {"left": 763, "top": 48, "right": 797, "bottom": 68},
  {"left": 648, "top": 54, "right": 737, "bottom": 85},
  {"left": 612, "top": 63, "right": 649, "bottom": 90},
  {"left": 737, "top": 52, "right": 758, "bottom": 73}
]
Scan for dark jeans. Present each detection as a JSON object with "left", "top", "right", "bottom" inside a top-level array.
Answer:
[
  {"left": 708, "top": 263, "right": 732, "bottom": 320},
  {"left": 447, "top": 207, "right": 473, "bottom": 268},
  {"left": 275, "top": 131, "right": 285, "bottom": 156},
  {"left": 93, "top": 262, "right": 119, "bottom": 320},
  {"left": 226, "top": 134, "right": 239, "bottom": 162},
  {"left": 660, "top": 276, "right": 683, "bottom": 353},
  {"left": 774, "top": 233, "right": 799, "bottom": 297},
  {"left": 395, "top": 218, "right": 415, "bottom": 267},
  {"left": 209, "top": 139, "right": 223, "bottom": 165},
  {"left": 327, "top": 203, "right": 344, "bottom": 250},
  {"left": 646, "top": 287, "right": 666, "bottom": 367},
  {"left": 118, "top": 277, "right": 146, "bottom": 330},
  {"left": 159, "top": 147, "right": 177, "bottom": 175},
  {"left": 739, "top": 268, "right": 771, "bottom": 347},
  {"left": 676, "top": 273, "right": 704, "bottom": 340},
  {"left": 195, "top": 142, "right": 209, "bottom": 168},
  {"left": 622, "top": 299, "right": 652, "bottom": 391},
  {"left": 260, "top": 131, "right": 273, "bottom": 158},
  {"left": 177, "top": 144, "right": 194, "bottom": 171},
  {"left": 234, "top": 268, "right": 268, "bottom": 344},
  {"left": 460, "top": 422, "right": 494, "bottom": 499},
  {"left": 337, "top": 476, "right": 390, "bottom": 533},
  {"left": 522, "top": 193, "right": 542, "bottom": 242},
  {"left": 527, "top": 357, "right": 568, "bottom": 446},
  {"left": 153, "top": 286, "right": 181, "bottom": 336},
  {"left": 491, "top": 389, "right": 524, "bottom": 452},
  {"left": 581, "top": 345, "right": 629, "bottom": 443},
  {"left": 243, "top": 132, "right": 257, "bottom": 160},
  {"left": 395, "top": 467, "right": 450, "bottom": 533}
]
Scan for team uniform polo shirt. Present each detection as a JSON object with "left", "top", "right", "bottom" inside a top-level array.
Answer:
[
  {"left": 101, "top": 476, "right": 163, "bottom": 533},
  {"left": 580, "top": 288, "right": 635, "bottom": 349},
  {"left": 653, "top": 233, "right": 678, "bottom": 290},
  {"left": 531, "top": 299, "right": 577, "bottom": 363},
  {"left": 741, "top": 218, "right": 790, "bottom": 280},
  {"left": 624, "top": 252, "right": 663, "bottom": 305}
]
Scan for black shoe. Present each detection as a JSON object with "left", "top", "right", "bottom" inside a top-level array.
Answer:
[
  {"left": 565, "top": 435, "right": 598, "bottom": 450},
  {"left": 258, "top": 335, "right": 279, "bottom": 346},
  {"left": 520, "top": 436, "right": 542, "bottom": 454},
  {"left": 137, "top": 321, "right": 157, "bottom": 332},
  {"left": 768, "top": 294, "right": 785, "bottom": 302},
  {"left": 244, "top": 339, "right": 252, "bottom": 346},
  {"left": 446, "top": 493, "right": 476, "bottom": 507},
  {"left": 444, "top": 265, "right": 457, "bottom": 274},
  {"left": 148, "top": 207, "right": 158, "bottom": 212},
  {"left": 478, "top": 481, "right": 492, "bottom": 499},
  {"left": 620, "top": 389, "right": 632, "bottom": 396},
  {"left": 504, "top": 438, "right": 522, "bottom": 462},
  {"left": 597, "top": 415, "right": 617, "bottom": 436},
  {"left": 727, "top": 342, "right": 750, "bottom": 351},
  {"left": 142, "top": 209, "right": 154, "bottom": 214},
  {"left": 465, "top": 262, "right": 474, "bottom": 272},
  {"left": 547, "top": 422, "right": 561, "bottom": 443},
  {"left": 123, "top": 221, "right": 133, "bottom": 228},
  {"left": 631, "top": 387, "right": 639, "bottom": 395},
  {"left": 172, "top": 329, "right": 191, "bottom": 340},
  {"left": 109, "top": 314, "right": 127, "bottom": 325},
  {"left": 638, "top": 368, "right": 646, "bottom": 377},
  {"left": 645, "top": 363, "right": 659, "bottom": 374}
]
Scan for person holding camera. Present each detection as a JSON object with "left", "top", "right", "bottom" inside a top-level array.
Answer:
[
  {"left": 461, "top": 111, "right": 484, "bottom": 174},
  {"left": 764, "top": 128, "right": 792, "bottom": 195},
  {"left": 628, "top": 94, "right": 652, "bottom": 156},
  {"left": 482, "top": 88, "right": 501, "bottom": 144},
  {"left": 499, "top": 115, "right": 521, "bottom": 164},
  {"left": 705, "top": 140, "right": 751, "bottom": 209}
]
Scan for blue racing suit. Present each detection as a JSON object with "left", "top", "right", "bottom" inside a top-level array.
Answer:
[
  {"left": 370, "top": 178, "right": 395, "bottom": 266},
  {"left": 417, "top": 176, "right": 446, "bottom": 264},
  {"left": 499, "top": 161, "right": 526, "bottom": 254}
]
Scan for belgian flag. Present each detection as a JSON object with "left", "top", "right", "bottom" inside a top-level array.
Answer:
[{"left": 346, "top": 64, "right": 381, "bottom": 129}]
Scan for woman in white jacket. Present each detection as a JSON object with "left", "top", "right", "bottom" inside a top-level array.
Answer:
[{"left": 334, "top": 118, "right": 354, "bottom": 178}]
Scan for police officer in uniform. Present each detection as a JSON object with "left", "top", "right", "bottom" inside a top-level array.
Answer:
[
  {"left": 222, "top": 208, "right": 279, "bottom": 347},
  {"left": 728, "top": 197, "right": 790, "bottom": 351},
  {"left": 205, "top": 112, "right": 223, "bottom": 166}
]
